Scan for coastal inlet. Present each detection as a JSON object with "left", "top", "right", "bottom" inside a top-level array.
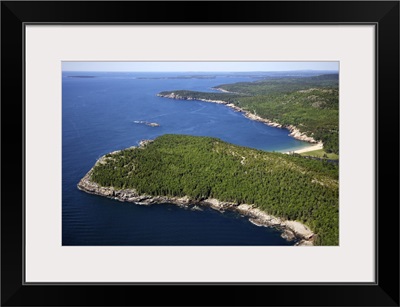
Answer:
[{"left": 63, "top": 70, "right": 338, "bottom": 246}]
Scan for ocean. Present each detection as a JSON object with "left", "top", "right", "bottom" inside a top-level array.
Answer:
[{"left": 62, "top": 71, "right": 312, "bottom": 246}]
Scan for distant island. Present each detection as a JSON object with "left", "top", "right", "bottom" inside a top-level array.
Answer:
[
  {"left": 136, "top": 75, "right": 216, "bottom": 80},
  {"left": 78, "top": 134, "right": 339, "bottom": 246},
  {"left": 67, "top": 75, "right": 97, "bottom": 78},
  {"left": 157, "top": 74, "right": 339, "bottom": 155}
]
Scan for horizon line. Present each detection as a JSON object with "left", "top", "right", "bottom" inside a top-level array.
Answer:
[{"left": 62, "top": 69, "right": 339, "bottom": 73}]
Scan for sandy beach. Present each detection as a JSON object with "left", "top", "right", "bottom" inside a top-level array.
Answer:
[{"left": 285, "top": 142, "right": 323, "bottom": 154}]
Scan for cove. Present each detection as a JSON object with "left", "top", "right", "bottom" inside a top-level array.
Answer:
[{"left": 62, "top": 71, "right": 312, "bottom": 246}]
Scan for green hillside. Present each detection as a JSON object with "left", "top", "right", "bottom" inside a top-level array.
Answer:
[
  {"left": 158, "top": 74, "right": 339, "bottom": 154},
  {"left": 90, "top": 134, "right": 339, "bottom": 245},
  {"left": 215, "top": 73, "right": 338, "bottom": 95}
]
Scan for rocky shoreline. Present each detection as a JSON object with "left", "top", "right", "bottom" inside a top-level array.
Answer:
[
  {"left": 77, "top": 151, "right": 315, "bottom": 246},
  {"left": 156, "top": 92, "right": 319, "bottom": 144}
]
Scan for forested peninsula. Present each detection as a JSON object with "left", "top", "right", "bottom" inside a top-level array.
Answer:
[
  {"left": 78, "top": 135, "right": 339, "bottom": 246},
  {"left": 157, "top": 74, "right": 339, "bottom": 154}
]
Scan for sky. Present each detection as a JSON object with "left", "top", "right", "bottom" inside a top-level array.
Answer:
[{"left": 62, "top": 61, "right": 339, "bottom": 72}]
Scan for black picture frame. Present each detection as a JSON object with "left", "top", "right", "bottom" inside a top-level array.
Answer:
[{"left": 1, "top": 1, "right": 399, "bottom": 306}]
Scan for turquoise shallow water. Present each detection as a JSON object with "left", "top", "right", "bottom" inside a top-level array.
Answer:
[{"left": 62, "top": 71, "right": 311, "bottom": 246}]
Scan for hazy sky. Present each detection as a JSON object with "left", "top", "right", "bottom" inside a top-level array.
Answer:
[{"left": 62, "top": 61, "right": 339, "bottom": 72}]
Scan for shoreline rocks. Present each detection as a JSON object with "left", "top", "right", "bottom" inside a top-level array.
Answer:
[
  {"left": 77, "top": 154, "right": 315, "bottom": 246},
  {"left": 157, "top": 92, "right": 319, "bottom": 144}
]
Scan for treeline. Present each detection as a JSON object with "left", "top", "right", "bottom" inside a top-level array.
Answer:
[
  {"left": 90, "top": 134, "right": 339, "bottom": 246},
  {"left": 158, "top": 90, "right": 247, "bottom": 103},
  {"left": 215, "top": 73, "right": 339, "bottom": 96},
  {"left": 158, "top": 74, "right": 339, "bottom": 154},
  {"left": 237, "top": 88, "right": 339, "bottom": 153}
]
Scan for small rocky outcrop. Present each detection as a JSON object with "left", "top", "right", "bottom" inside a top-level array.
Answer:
[{"left": 133, "top": 120, "right": 160, "bottom": 127}]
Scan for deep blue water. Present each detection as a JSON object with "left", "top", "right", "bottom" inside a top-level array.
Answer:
[{"left": 62, "top": 71, "right": 311, "bottom": 246}]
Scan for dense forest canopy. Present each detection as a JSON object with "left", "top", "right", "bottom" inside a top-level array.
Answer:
[
  {"left": 90, "top": 134, "right": 339, "bottom": 246},
  {"left": 215, "top": 73, "right": 339, "bottom": 95},
  {"left": 158, "top": 74, "right": 339, "bottom": 154}
]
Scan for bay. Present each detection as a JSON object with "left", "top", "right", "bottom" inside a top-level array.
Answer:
[{"left": 62, "top": 71, "right": 311, "bottom": 246}]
